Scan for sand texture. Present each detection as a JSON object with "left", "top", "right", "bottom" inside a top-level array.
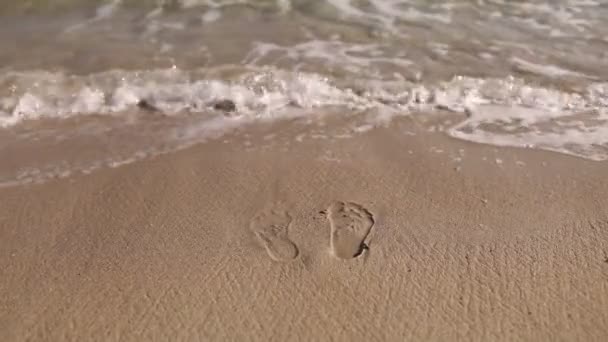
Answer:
[{"left": 1, "top": 117, "right": 608, "bottom": 341}]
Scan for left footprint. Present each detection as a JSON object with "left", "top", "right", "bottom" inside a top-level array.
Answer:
[{"left": 250, "top": 209, "right": 299, "bottom": 262}]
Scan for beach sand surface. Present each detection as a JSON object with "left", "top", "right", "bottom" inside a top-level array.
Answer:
[{"left": 1, "top": 116, "right": 608, "bottom": 341}]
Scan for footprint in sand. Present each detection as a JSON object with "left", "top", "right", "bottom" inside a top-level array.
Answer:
[
  {"left": 250, "top": 209, "right": 299, "bottom": 262},
  {"left": 327, "top": 201, "right": 375, "bottom": 259}
]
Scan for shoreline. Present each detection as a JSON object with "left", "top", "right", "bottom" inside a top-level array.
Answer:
[{"left": 1, "top": 118, "right": 608, "bottom": 341}]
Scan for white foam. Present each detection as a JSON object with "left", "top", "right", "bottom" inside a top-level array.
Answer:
[
  {"left": 244, "top": 39, "right": 413, "bottom": 77},
  {"left": 0, "top": 68, "right": 366, "bottom": 126},
  {"left": 64, "top": 0, "right": 123, "bottom": 33},
  {"left": 511, "top": 57, "right": 595, "bottom": 80},
  {"left": 1, "top": 68, "right": 607, "bottom": 161},
  {"left": 202, "top": 9, "right": 221, "bottom": 23},
  {"left": 449, "top": 104, "right": 608, "bottom": 161}
]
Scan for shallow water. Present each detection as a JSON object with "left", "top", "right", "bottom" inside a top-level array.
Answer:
[{"left": 1, "top": 0, "right": 607, "bottom": 186}]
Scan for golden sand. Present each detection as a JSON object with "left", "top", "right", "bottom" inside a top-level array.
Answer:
[{"left": 1, "top": 117, "right": 607, "bottom": 341}]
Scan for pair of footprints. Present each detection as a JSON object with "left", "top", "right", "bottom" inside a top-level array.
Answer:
[{"left": 250, "top": 201, "right": 374, "bottom": 261}]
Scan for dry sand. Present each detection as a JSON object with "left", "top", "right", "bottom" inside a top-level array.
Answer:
[{"left": 1, "top": 115, "right": 608, "bottom": 341}]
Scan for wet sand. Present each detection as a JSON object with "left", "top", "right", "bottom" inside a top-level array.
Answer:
[{"left": 1, "top": 117, "right": 608, "bottom": 341}]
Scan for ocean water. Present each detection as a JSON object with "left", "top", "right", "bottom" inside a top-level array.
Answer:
[{"left": 1, "top": 0, "right": 607, "bottom": 186}]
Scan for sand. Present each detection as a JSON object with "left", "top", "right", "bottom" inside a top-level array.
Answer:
[{"left": 1, "top": 115, "right": 608, "bottom": 341}]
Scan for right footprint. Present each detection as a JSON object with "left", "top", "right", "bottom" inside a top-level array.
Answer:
[{"left": 327, "top": 201, "right": 375, "bottom": 259}]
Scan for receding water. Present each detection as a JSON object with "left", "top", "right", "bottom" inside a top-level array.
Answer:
[{"left": 1, "top": 0, "right": 607, "bottom": 186}]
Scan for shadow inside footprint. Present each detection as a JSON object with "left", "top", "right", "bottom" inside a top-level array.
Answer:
[
  {"left": 250, "top": 209, "right": 299, "bottom": 262},
  {"left": 327, "top": 201, "right": 375, "bottom": 259}
]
